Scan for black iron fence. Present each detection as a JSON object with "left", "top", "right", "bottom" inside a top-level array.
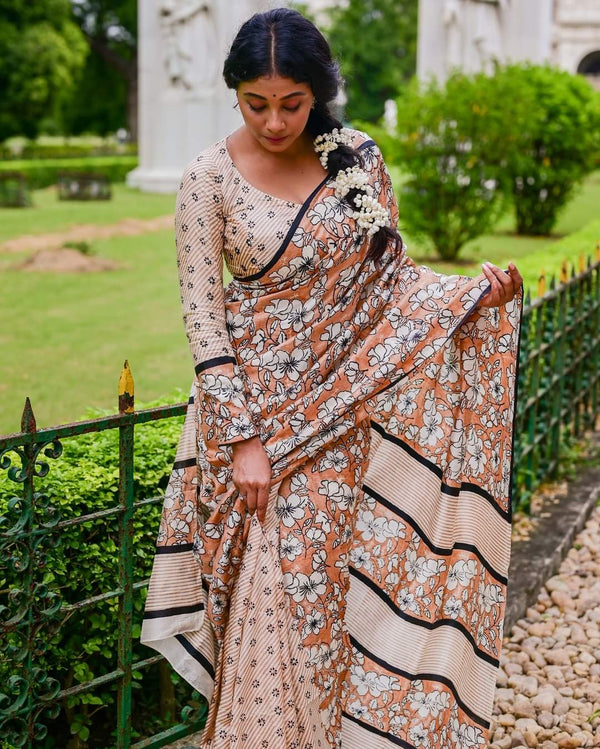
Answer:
[{"left": 1, "top": 250, "right": 599, "bottom": 748}]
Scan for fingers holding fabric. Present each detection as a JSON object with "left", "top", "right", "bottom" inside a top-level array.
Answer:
[
  {"left": 479, "top": 261, "right": 523, "bottom": 308},
  {"left": 231, "top": 435, "right": 272, "bottom": 522}
]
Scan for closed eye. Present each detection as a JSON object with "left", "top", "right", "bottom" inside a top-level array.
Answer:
[{"left": 248, "top": 104, "right": 301, "bottom": 113}]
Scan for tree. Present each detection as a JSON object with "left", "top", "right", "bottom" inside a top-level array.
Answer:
[
  {"left": 70, "top": 0, "right": 138, "bottom": 140},
  {"left": 0, "top": 0, "right": 88, "bottom": 141},
  {"left": 326, "top": 0, "right": 418, "bottom": 123},
  {"left": 62, "top": 38, "right": 128, "bottom": 136},
  {"left": 495, "top": 64, "right": 600, "bottom": 235}
]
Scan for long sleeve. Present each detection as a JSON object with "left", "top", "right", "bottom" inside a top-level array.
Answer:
[{"left": 176, "top": 154, "right": 258, "bottom": 446}]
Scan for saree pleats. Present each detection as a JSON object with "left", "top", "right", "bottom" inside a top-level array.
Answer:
[{"left": 141, "top": 138, "right": 522, "bottom": 748}]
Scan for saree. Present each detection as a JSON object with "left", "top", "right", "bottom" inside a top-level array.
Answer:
[{"left": 141, "top": 139, "right": 523, "bottom": 748}]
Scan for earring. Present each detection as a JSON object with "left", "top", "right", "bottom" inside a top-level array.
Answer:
[
  {"left": 233, "top": 101, "right": 239, "bottom": 110},
  {"left": 311, "top": 99, "right": 316, "bottom": 110}
]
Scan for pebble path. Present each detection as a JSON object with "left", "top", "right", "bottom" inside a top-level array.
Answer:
[{"left": 489, "top": 502, "right": 600, "bottom": 749}]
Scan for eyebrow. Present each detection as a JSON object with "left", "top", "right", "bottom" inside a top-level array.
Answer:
[{"left": 242, "top": 91, "right": 307, "bottom": 100}]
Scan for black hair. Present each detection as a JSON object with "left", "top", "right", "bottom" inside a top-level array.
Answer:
[{"left": 223, "top": 7, "right": 402, "bottom": 263}]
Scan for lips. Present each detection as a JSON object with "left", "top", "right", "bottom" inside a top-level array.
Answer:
[{"left": 266, "top": 136, "right": 287, "bottom": 143}]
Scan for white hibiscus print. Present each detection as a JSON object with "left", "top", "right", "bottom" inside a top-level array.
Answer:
[
  {"left": 261, "top": 347, "right": 310, "bottom": 381},
  {"left": 279, "top": 534, "right": 304, "bottom": 561},
  {"left": 301, "top": 609, "right": 325, "bottom": 638},
  {"left": 446, "top": 559, "right": 477, "bottom": 590},
  {"left": 283, "top": 570, "right": 327, "bottom": 603},
  {"left": 276, "top": 492, "right": 306, "bottom": 527},
  {"left": 405, "top": 548, "right": 445, "bottom": 583},
  {"left": 444, "top": 596, "right": 465, "bottom": 620}
]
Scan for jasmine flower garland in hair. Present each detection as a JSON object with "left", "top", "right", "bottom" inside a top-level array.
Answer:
[
  {"left": 333, "top": 163, "right": 391, "bottom": 237},
  {"left": 313, "top": 127, "right": 354, "bottom": 169}
]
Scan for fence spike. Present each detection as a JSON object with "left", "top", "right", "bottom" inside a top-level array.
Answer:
[
  {"left": 579, "top": 252, "right": 585, "bottom": 274},
  {"left": 20, "top": 397, "right": 37, "bottom": 433},
  {"left": 549, "top": 273, "right": 556, "bottom": 291},
  {"left": 596, "top": 242, "right": 600, "bottom": 262},
  {"left": 587, "top": 254, "right": 592, "bottom": 270},
  {"left": 560, "top": 258, "right": 569, "bottom": 285},
  {"left": 537, "top": 268, "right": 546, "bottom": 298},
  {"left": 118, "top": 360, "right": 135, "bottom": 415}
]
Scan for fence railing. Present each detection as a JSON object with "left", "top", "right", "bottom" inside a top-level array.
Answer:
[
  {"left": 514, "top": 249, "right": 600, "bottom": 508},
  {"left": 1, "top": 250, "right": 599, "bottom": 748}
]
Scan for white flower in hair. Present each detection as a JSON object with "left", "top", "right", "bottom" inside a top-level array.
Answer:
[
  {"left": 313, "top": 127, "right": 354, "bottom": 169},
  {"left": 314, "top": 138, "right": 391, "bottom": 239}
]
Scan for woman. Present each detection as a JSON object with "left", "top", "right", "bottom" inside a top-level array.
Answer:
[{"left": 142, "top": 8, "right": 523, "bottom": 748}]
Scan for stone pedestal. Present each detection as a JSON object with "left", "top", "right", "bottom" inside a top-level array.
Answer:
[{"left": 128, "top": 0, "right": 265, "bottom": 193}]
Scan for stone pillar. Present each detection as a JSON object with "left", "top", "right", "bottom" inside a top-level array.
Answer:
[
  {"left": 502, "top": 0, "right": 553, "bottom": 66},
  {"left": 128, "top": 0, "right": 265, "bottom": 193}
]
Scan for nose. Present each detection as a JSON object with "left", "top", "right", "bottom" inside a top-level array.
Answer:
[{"left": 266, "top": 109, "right": 286, "bottom": 134}]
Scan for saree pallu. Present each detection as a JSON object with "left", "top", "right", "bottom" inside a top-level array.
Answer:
[{"left": 142, "top": 144, "right": 523, "bottom": 748}]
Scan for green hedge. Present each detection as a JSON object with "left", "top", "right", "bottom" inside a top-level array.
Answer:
[
  {"left": 0, "top": 155, "right": 138, "bottom": 189},
  {"left": 1, "top": 143, "right": 138, "bottom": 160},
  {"left": 0, "top": 391, "right": 200, "bottom": 746}
]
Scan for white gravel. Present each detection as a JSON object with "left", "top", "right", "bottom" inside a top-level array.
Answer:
[{"left": 489, "top": 503, "right": 600, "bottom": 749}]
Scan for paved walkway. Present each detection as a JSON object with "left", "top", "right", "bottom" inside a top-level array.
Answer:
[{"left": 489, "top": 503, "right": 600, "bottom": 748}]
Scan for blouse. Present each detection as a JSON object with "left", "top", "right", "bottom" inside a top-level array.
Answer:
[{"left": 175, "top": 129, "right": 397, "bottom": 446}]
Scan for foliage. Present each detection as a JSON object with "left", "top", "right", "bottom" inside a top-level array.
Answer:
[
  {"left": 63, "top": 45, "right": 129, "bottom": 136},
  {"left": 287, "top": 1, "right": 317, "bottom": 25},
  {"left": 69, "top": 0, "right": 138, "bottom": 139},
  {"left": 493, "top": 64, "right": 600, "bottom": 236},
  {"left": 0, "top": 392, "right": 192, "bottom": 745},
  {"left": 326, "top": 0, "right": 417, "bottom": 122},
  {"left": 1, "top": 142, "right": 137, "bottom": 161},
  {"left": 390, "top": 64, "right": 600, "bottom": 259},
  {"left": 0, "top": 156, "right": 138, "bottom": 189},
  {"left": 392, "top": 71, "right": 525, "bottom": 260},
  {"left": 0, "top": 0, "right": 88, "bottom": 142}
]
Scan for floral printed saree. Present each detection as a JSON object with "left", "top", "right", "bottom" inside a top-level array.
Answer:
[{"left": 141, "top": 139, "right": 523, "bottom": 748}]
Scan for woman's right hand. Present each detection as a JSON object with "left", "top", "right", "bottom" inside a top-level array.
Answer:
[{"left": 231, "top": 436, "right": 272, "bottom": 523}]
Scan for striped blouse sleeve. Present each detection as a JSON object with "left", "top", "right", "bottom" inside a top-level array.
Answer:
[{"left": 175, "top": 154, "right": 258, "bottom": 446}]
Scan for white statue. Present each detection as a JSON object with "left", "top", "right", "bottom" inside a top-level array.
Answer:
[
  {"left": 443, "top": 0, "right": 463, "bottom": 70},
  {"left": 159, "top": 0, "right": 218, "bottom": 92},
  {"left": 468, "top": 0, "right": 510, "bottom": 73}
]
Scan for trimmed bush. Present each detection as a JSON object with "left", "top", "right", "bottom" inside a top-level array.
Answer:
[
  {"left": 0, "top": 156, "right": 138, "bottom": 189},
  {"left": 390, "top": 64, "right": 600, "bottom": 259},
  {"left": 3, "top": 142, "right": 138, "bottom": 160},
  {"left": 392, "top": 71, "right": 524, "bottom": 260},
  {"left": 495, "top": 64, "right": 600, "bottom": 236}
]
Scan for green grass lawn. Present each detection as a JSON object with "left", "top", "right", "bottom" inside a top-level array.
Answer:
[
  {"left": 1, "top": 175, "right": 599, "bottom": 433},
  {"left": 0, "top": 183, "right": 175, "bottom": 244},
  {"left": 0, "top": 228, "right": 191, "bottom": 433}
]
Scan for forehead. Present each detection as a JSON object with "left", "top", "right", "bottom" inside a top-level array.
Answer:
[{"left": 238, "top": 75, "right": 312, "bottom": 98}]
